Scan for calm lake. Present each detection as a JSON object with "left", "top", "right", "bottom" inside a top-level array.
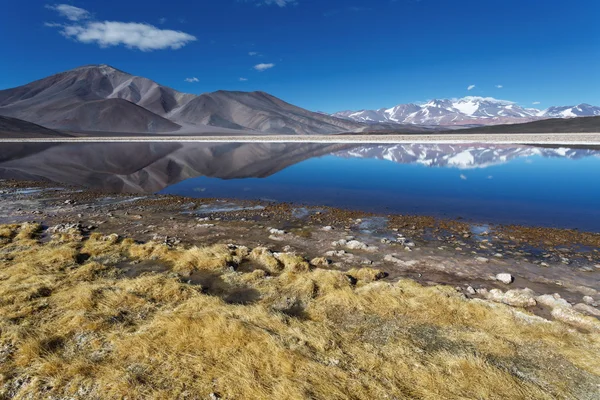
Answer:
[{"left": 1, "top": 142, "right": 599, "bottom": 231}]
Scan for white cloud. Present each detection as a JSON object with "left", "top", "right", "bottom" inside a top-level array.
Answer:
[
  {"left": 239, "top": 77, "right": 248, "bottom": 81},
  {"left": 254, "top": 63, "right": 275, "bottom": 71},
  {"left": 249, "top": 51, "right": 259, "bottom": 56},
  {"left": 46, "top": 5, "right": 196, "bottom": 51},
  {"left": 159, "top": 17, "right": 167, "bottom": 24},
  {"left": 495, "top": 85, "right": 503, "bottom": 89},
  {"left": 467, "top": 85, "right": 476, "bottom": 91},
  {"left": 460, "top": 174, "right": 467, "bottom": 180},
  {"left": 532, "top": 101, "right": 541, "bottom": 105},
  {"left": 59, "top": 21, "right": 196, "bottom": 51},
  {"left": 185, "top": 77, "right": 199, "bottom": 83},
  {"left": 247, "top": 0, "right": 297, "bottom": 7},
  {"left": 46, "top": 4, "right": 90, "bottom": 21}
]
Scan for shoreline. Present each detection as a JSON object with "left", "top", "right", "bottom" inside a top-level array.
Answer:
[
  {"left": 1, "top": 178, "right": 600, "bottom": 398},
  {"left": 1, "top": 178, "right": 599, "bottom": 295},
  {"left": 1, "top": 132, "right": 600, "bottom": 144}
]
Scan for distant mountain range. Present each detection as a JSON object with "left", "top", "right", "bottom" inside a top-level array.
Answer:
[
  {"left": 333, "top": 97, "right": 600, "bottom": 127},
  {"left": 0, "top": 65, "right": 599, "bottom": 135},
  {"left": 335, "top": 144, "right": 599, "bottom": 169},
  {"left": 0, "top": 65, "right": 387, "bottom": 135}
]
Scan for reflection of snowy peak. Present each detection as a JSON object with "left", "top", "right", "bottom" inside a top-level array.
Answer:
[
  {"left": 336, "top": 144, "right": 598, "bottom": 169},
  {"left": 333, "top": 97, "right": 600, "bottom": 127}
]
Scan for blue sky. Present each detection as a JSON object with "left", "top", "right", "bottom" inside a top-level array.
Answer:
[{"left": 1, "top": 0, "right": 599, "bottom": 113}]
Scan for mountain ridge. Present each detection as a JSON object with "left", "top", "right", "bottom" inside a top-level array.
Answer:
[
  {"left": 333, "top": 96, "right": 600, "bottom": 127},
  {"left": 0, "top": 65, "right": 373, "bottom": 135}
]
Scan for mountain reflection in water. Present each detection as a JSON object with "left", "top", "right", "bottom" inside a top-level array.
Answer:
[{"left": 0, "top": 142, "right": 599, "bottom": 230}]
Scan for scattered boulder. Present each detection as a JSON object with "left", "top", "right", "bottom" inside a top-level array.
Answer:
[
  {"left": 476, "top": 257, "right": 490, "bottom": 263},
  {"left": 574, "top": 303, "right": 600, "bottom": 318},
  {"left": 268, "top": 228, "right": 286, "bottom": 235},
  {"left": 536, "top": 294, "right": 571, "bottom": 309},
  {"left": 551, "top": 307, "right": 600, "bottom": 332},
  {"left": 322, "top": 226, "right": 334, "bottom": 231},
  {"left": 483, "top": 288, "right": 537, "bottom": 308},
  {"left": 583, "top": 296, "right": 597, "bottom": 306},
  {"left": 384, "top": 254, "right": 418, "bottom": 267},
  {"left": 324, "top": 250, "right": 346, "bottom": 257},
  {"left": 310, "top": 257, "right": 331, "bottom": 268},
  {"left": 466, "top": 286, "right": 477, "bottom": 295},
  {"left": 495, "top": 273, "right": 514, "bottom": 284}
]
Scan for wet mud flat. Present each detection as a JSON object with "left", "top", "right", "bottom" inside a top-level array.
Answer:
[{"left": 0, "top": 178, "right": 599, "bottom": 321}]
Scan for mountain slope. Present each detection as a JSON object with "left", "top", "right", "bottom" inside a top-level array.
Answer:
[
  {"left": 334, "top": 97, "right": 600, "bottom": 127},
  {"left": 0, "top": 65, "right": 370, "bottom": 135},
  {"left": 0, "top": 65, "right": 190, "bottom": 133},
  {"left": 457, "top": 115, "right": 600, "bottom": 134},
  {"left": 171, "top": 90, "right": 366, "bottom": 135},
  {"left": 0, "top": 115, "right": 72, "bottom": 138}
]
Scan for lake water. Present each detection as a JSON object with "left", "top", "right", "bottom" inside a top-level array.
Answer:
[{"left": 1, "top": 142, "right": 599, "bottom": 231}]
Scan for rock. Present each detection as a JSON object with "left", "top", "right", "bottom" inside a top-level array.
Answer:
[
  {"left": 324, "top": 250, "right": 346, "bottom": 257},
  {"left": 574, "top": 303, "right": 600, "bottom": 317},
  {"left": 209, "top": 393, "right": 221, "bottom": 400},
  {"left": 384, "top": 254, "right": 418, "bottom": 267},
  {"left": 197, "top": 224, "right": 215, "bottom": 228},
  {"left": 476, "top": 257, "right": 489, "bottom": 263},
  {"left": 310, "top": 257, "right": 331, "bottom": 268},
  {"left": 494, "top": 253, "right": 503, "bottom": 258},
  {"left": 595, "top": 264, "right": 600, "bottom": 270},
  {"left": 583, "top": 296, "right": 597, "bottom": 306},
  {"left": 268, "top": 228, "right": 286, "bottom": 235},
  {"left": 466, "top": 286, "right": 477, "bottom": 295},
  {"left": 536, "top": 294, "right": 571, "bottom": 309},
  {"left": 322, "top": 226, "right": 334, "bottom": 231},
  {"left": 540, "top": 262, "right": 550, "bottom": 267},
  {"left": 495, "top": 273, "right": 514, "bottom": 284},
  {"left": 332, "top": 239, "right": 347, "bottom": 247},
  {"left": 345, "top": 240, "right": 378, "bottom": 252},
  {"left": 551, "top": 307, "right": 600, "bottom": 332},
  {"left": 484, "top": 288, "right": 537, "bottom": 308}
]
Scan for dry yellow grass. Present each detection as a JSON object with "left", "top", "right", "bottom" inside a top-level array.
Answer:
[{"left": 0, "top": 223, "right": 599, "bottom": 399}]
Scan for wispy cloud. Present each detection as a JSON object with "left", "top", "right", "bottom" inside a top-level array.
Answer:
[
  {"left": 532, "top": 101, "right": 541, "bottom": 105},
  {"left": 495, "top": 85, "right": 503, "bottom": 89},
  {"left": 245, "top": 0, "right": 297, "bottom": 7},
  {"left": 185, "top": 77, "right": 199, "bottom": 83},
  {"left": 460, "top": 174, "right": 467, "bottom": 180},
  {"left": 239, "top": 77, "right": 248, "bottom": 81},
  {"left": 254, "top": 63, "right": 275, "bottom": 71},
  {"left": 324, "top": 6, "right": 370, "bottom": 17},
  {"left": 249, "top": 51, "right": 259, "bottom": 56},
  {"left": 45, "top": 5, "right": 196, "bottom": 51},
  {"left": 467, "top": 85, "right": 476, "bottom": 91},
  {"left": 159, "top": 17, "right": 167, "bottom": 24},
  {"left": 45, "top": 4, "right": 90, "bottom": 21}
]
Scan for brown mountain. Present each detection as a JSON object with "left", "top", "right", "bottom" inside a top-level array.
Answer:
[
  {"left": 0, "top": 65, "right": 377, "bottom": 135},
  {"left": 0, "top": 115, "right": 72, "bottom": 138}
]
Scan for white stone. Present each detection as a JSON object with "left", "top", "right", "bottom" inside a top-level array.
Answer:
[
  {"left": 495, "top": 273, "right": 513, "bottom": 284},
  {"left": 536, "top": 294, "right": 571, "bottom": 309},
  {"left": 322, "top": 226, "right": 334, "bottom": 231},
  {"left": 574, "top": 303, "right": 600, "bottom": 317},
  {"left": 476, "top": 257, "right": 490, "bottom": 263}
]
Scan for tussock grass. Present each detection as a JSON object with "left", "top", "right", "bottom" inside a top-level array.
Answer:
[{"left": 0, "top": 223, "right": 599, "bottom": 399}]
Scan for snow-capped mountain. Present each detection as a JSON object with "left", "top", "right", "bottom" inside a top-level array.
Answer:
[
  {"left": 542, "top": 104, "right": 600, "bottom": 118},
  {"left": 335, "top": 144, "right": 599, "bottom": 169},
  {"left": 333, "top": 97, "right": 600, "bottom": 127}
]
